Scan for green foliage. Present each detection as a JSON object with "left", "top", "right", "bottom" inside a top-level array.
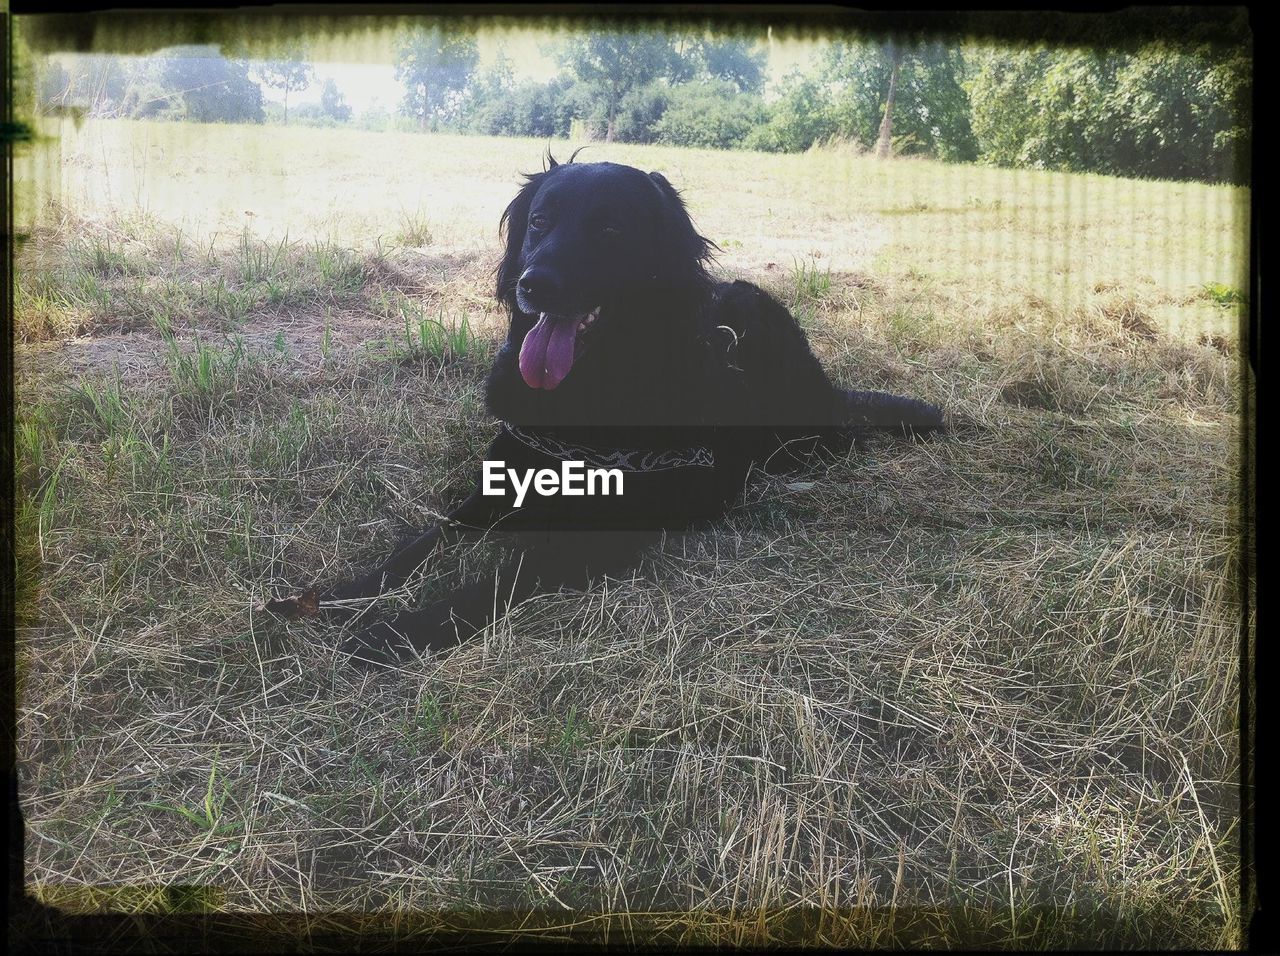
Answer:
[
  {"left": 463, "top": 75, "right": 586, "bottom": 138},
  {"left": 464, "top": 30, "right": 767, "bottom": 143},
  {"left": 966, "top": 40, "right": 1250, "bottom": 183},
  {"left": 551, "top": 704, "right": 593, "bottom": 754},
  {"left": 141, "top": 756, "right": 239, "bottom": 835},
  {"left": 660, "top": 32, "right": 768, "bottom": 92},
  {"left": 612, "top": 82, "right": 673, "bottom": 143},
  {"left": 695, "top": 36, "right": 768, "bottom": 94},
  {"left": 68, "top": 371, "right": 129, "bottom": 438},
  {"left": 820, "top": 40, "right": 978, "bottom": 160},
  {"left": 154, "top": 314, "right": 257, "bottom": 400},
  {"left": 393, "top": 210, "right": 433, "bottom": 247},
  {"left": 394, "top": 25, "right": 479, "bottom": 130},
  {"left": 745, "top": 71, "right": 837, "bottom": 153},
  {"left": 965, "top": 47, "right": 1046, "bottom": 169},
  {"left": 371, "top": 294, "right": 481, "bottom": 365},
  {"left": 555, "top": 32, "right": 680, "bottom": 140},
  {"left": 968, "top": 47, "right": 1121, "bottom": 173},
  {"left": 653, "top": 78, "right": 767, "bottom": 150},
  {"left": 286, "top": 103, "right": 340, "bottom": 128},
  {"left": 236, "top": 231, "right": 288, "bottom": 283},
  {"left": 1201, "top": 282, "right": 1243, "bottom": 306},
  {"left": 484, "top": 46, "right": 516, "bottom": 95},
  {"left": 402, "top": 694, "right": 451, "bottom": 754},
  {"left": 102, "top": 58, "right": 183, "bottom": 121},
  {"left": 288, "top": 82, "right": 357, "bottom": 128},
  {"left": 791, "top": 257, "right": 832, "bottom": 302},
  {"left": 1109, "top": 41, "right": 1251, "bottom": 182}
]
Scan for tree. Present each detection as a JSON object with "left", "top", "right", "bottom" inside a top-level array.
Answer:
[
  {"left": 875, "top": 44, "right": 902, "bottom": 158},
  {"left": 319, "top": 77, "right": 352, "bottom": 122},
  {"left": 695, "top": 36, "right": 767, "bottom": 94},
  {"left": 744, "top": 70, "right": 837, "bottom": 152},
  {"left": 256, "top": 45, "right": 314, "bottom": 124},
  {"left": 1109, "top": 41, "right": 1250, "bottom": 182},
  {"left": 459, "top": 46, "right": 517, "bottom": 133},
  {"left": 825, "top": 40, "right": 978, "bottom": 161},
  {"left": 159, "top": 47, "right": 264, "bottom": 123},
  {"left": 611, "top": 81, "right": 672, "bottom": 143},
  {"left": 964, "top": 46, "right": 1048, "bottom": 168},
  {"left": 966, "top": 39, "right": 1249, "bottom": 184},
  {"left": 556, "top": 32, "right": 677, "bottom": 141},
  {"left": 394, "top": 25, "right": 479, "bottom": 131},
  {"left": 483, "top": 46, "right": 516, "bottom": 96}
]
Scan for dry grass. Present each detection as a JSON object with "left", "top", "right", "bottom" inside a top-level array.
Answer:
[{"left": 14, "top": 121, "right": 1249, "bottom": 948}]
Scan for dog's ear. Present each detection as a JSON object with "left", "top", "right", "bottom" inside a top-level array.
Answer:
[
  {"left": 649, "top": 171, "right": 717, "bottom": 272},
  {"left": 495, "top": 172, "right": 548, "bottom": 306},
  {"left": 649, "top": 171, "right": 676, "bottom": 192}
]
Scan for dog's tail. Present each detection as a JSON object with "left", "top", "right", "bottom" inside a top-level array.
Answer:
[{"left": 842, "top": 389, "right": 945, "bottom": 433}]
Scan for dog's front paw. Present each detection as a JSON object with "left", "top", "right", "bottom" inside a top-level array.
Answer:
[
  {"left": 339, "top": 607, "right": 466, "bottom": 670},
  {"left": 322, "top": 570, "right": 390, "bottom": 604}
]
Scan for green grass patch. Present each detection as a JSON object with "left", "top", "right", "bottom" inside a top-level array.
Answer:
[
  {"left": 1201, "top": 281, "right": 1245, "bottom": 307},
  {"left": 368, "top": 292, "right": 483, "bottom": 366}
]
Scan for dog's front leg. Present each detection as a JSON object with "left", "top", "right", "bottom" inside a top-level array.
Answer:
[
  {"left": 339, "top": 549, "right": 541, "bottom": 667},
  {"left": 342, "top": 531, "right": 659, "bottom": 668},
  {"left": 322, "top": 488, "right": 500, "bottom": 604}
]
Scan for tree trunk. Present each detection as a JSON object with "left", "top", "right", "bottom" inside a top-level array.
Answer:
[
  {"left": 605, "top": 89, "right": 617, "bottom": 143},
  {"left": 283, "top": 89, "right": 289, "bottom": 124},
  {"left": 604, "top": 76, "right": 632, "bottom": 143},
  {"left": 876, "top": 50, "right": 902, "bottom": 159}
]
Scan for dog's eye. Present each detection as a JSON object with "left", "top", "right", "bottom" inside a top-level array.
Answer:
[
  {"left": 530, "top": 214, "right": 549, "bottom": 231},
  {"left": 602, "top": 225, "right": 622, "bottom": 239}
]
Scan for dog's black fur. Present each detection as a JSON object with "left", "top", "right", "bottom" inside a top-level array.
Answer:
[{"left": 326, "top": 155, "right": 943, "bottom": 666}]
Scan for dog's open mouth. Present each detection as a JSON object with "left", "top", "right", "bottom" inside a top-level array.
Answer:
[{"left": 518, "top": 307, "right": 600, "bottom": 390}]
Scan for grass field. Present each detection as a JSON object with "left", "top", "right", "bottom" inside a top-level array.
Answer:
[{"left": 15, "top": 119, "right": 1250, "bottom": 948}]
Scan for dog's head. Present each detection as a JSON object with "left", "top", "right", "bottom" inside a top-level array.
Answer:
[{"left": 495, "top": 154, "right": 715, "bottom": 391}]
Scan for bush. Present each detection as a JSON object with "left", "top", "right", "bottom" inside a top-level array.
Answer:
[
  {"left": 966, "top": 42, "right": 1250, "bottom": 184},
  {"left": 744, "top": 73, "right": 836, "bottom": 153},
  {"left": 651, "top": 79, "right": 767, "bottom": 150},
  {"left": 356, "top": 104, "right": 392, "bottom": 132},
  {"left": 611, "top": 82, "right": 672, "bottom": 143},
  {"left": 464, "top": 76, "right": 586, "bottom": 138},
  {"left": 287, "top": 103, "right": 343, "bottom": 128}
]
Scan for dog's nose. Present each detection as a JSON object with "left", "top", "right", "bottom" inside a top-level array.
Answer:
[{"left": 517, "top": 268, "right": 561, "bottom": 306}]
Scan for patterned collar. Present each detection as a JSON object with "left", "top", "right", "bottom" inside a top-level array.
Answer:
[{"left": 501, "top": 422, "right": 715, "bottom": 472}]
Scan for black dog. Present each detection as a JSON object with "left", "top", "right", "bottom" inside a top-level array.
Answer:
[{"left": 325, "top": 155, "right": 943, "bottom": 665}]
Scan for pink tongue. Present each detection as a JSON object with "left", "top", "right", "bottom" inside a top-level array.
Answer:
[{"left": 519, "top": 314, "right": 579, "bottom": 390}]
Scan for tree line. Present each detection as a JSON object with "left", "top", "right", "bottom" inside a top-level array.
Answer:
[
  {"left": 36, "top": 28, "right": 1250, "bottom": 184},
  {"left": 36, "top": 45, "right": 352, "bottom": 129}
]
